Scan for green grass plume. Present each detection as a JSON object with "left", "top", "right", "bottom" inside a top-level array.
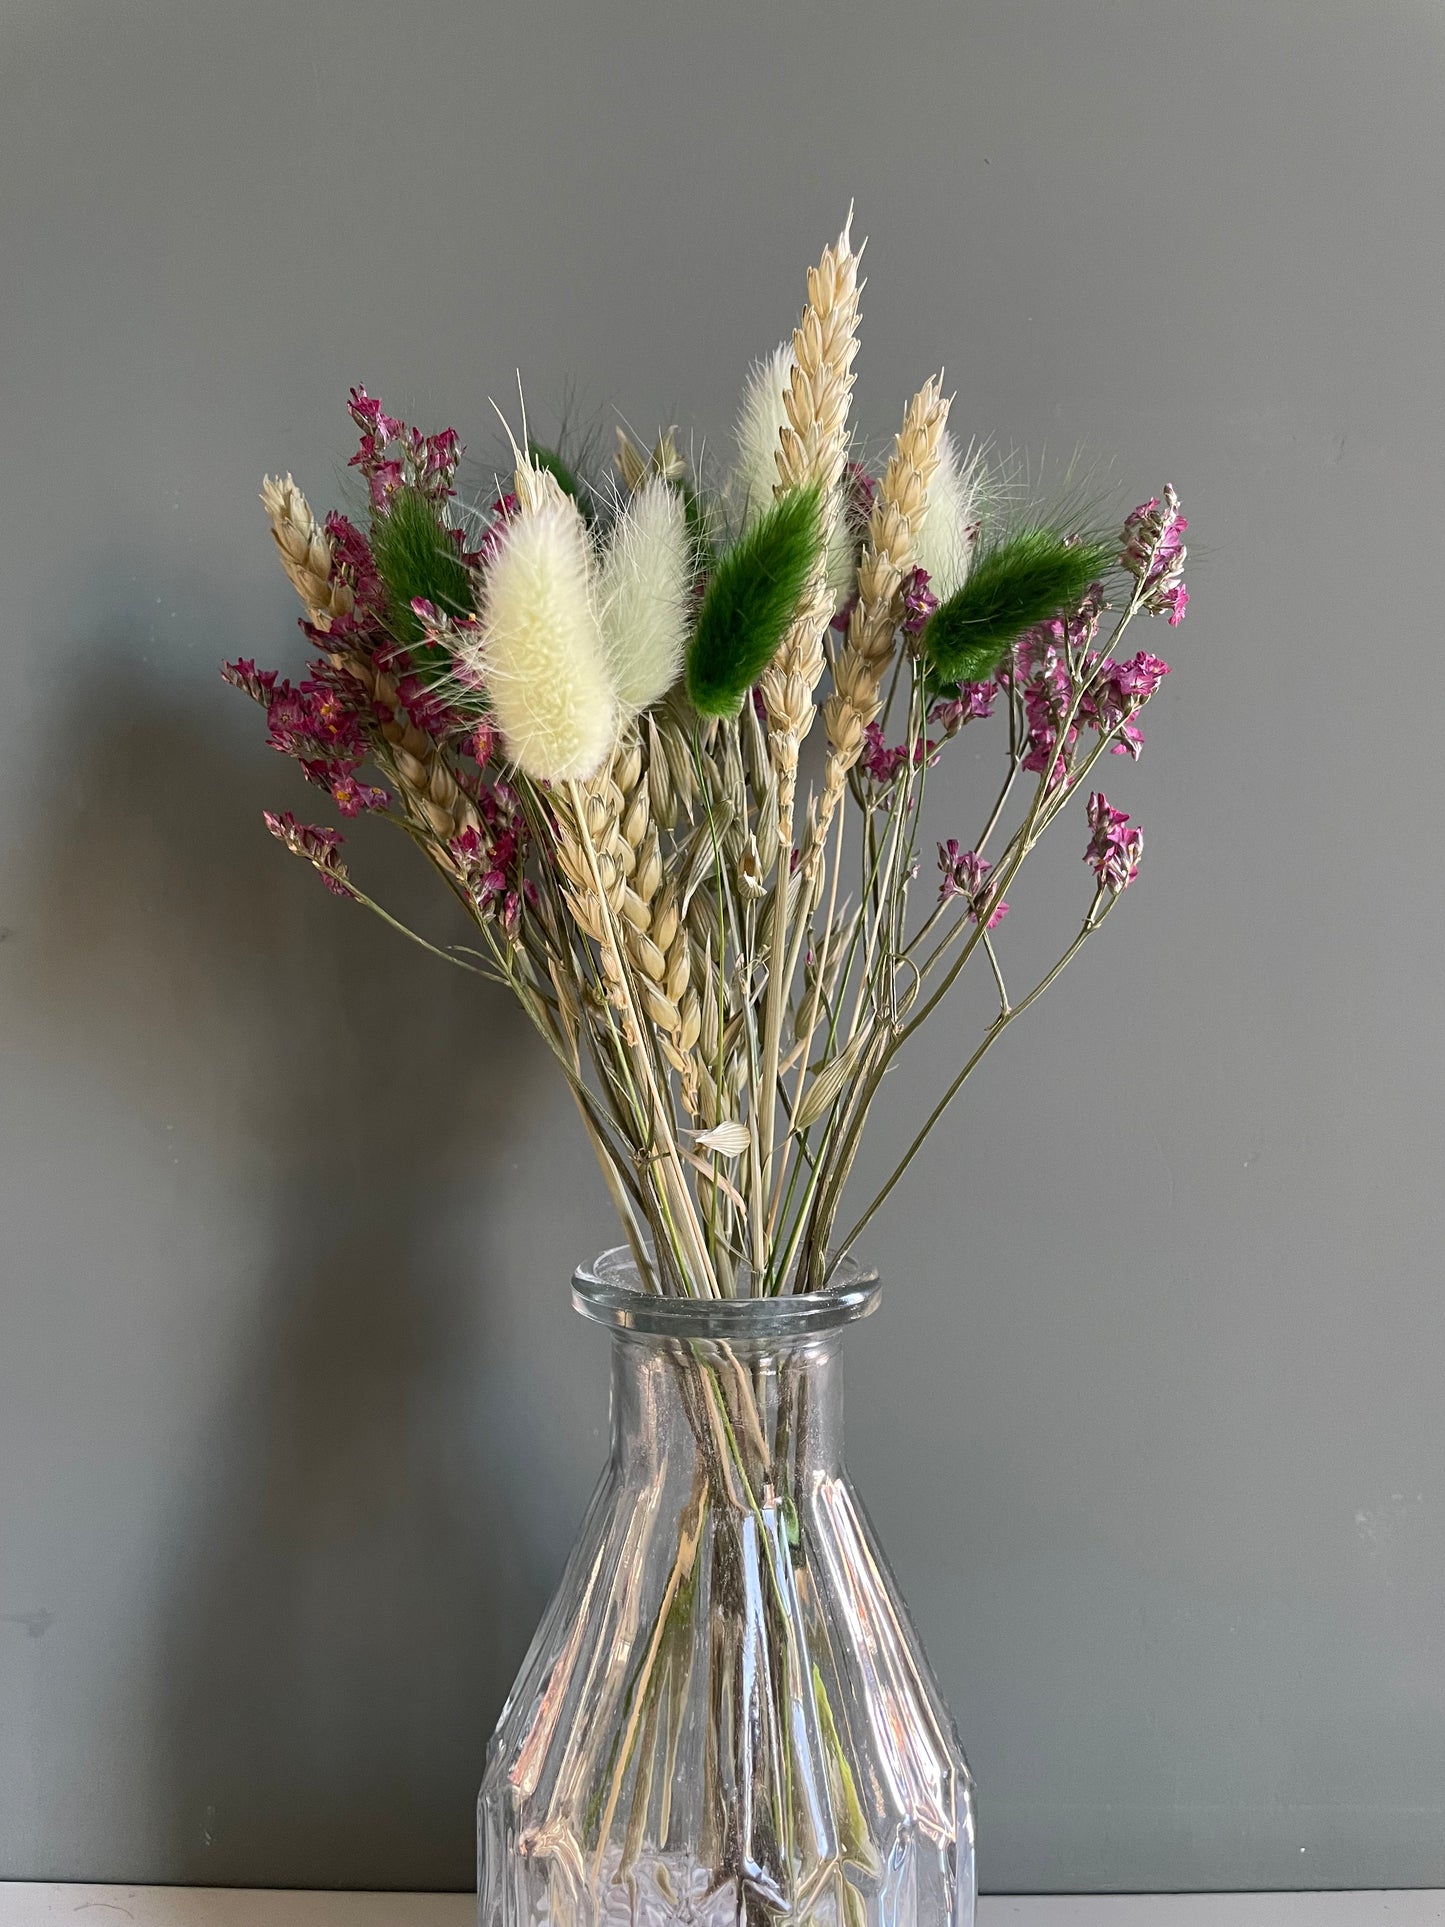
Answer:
[
  {"left": 923, "top": 526, "right": 1117, "bottom": 688},
  {"left": 686, "top": 485, "right": 821, "bottom": 719}
]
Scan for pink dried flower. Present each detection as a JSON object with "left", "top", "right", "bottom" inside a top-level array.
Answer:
[
  {"left": 348, "top": 387, "right": 403, "bottom": 444},
  {"left": 327, "top": 772, "right": 389, "bottom": 817},
  {"left": 937, "top": 840, "right": 1008, "bottom": 926},
  {"left": 448, "top": 791, "right": 532, "bottom": 934},
  {"left": 1079, "top": 649, "right": 1171, "bottom": 760},
  {"left": 263, "top": 810, "right": 357, "bottom": 898},
  {"left": 929, "top": 679, "right": 995, "bottom": 735},
  {"left": 858, "top": 722, "right": 934, "bottom": 786},
  {"left": 1121, "top": 487, "right": 1188, "bottom": 625},
  {"left": 1085, "top": 791, "right": 1144, "bottom": 894},
  {"left": 900, "top": 565, "right": 938, "bottom": 638},
  {"left": 1008, "top": 597, "right": 1101, "bottom": 776},
  {"left": 323, "top": 512, "right": 384, "bottom": 626},
  {"left": 221, "top": 658, "right": 279, "bottom": 705},
  {"left": 346, "top": 389, "right": 463, "bottom": 511}
]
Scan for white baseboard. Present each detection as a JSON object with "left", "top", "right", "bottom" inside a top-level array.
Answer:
[{"left": 1, "top": 1888, "right": 1442, "bottom": 1926}]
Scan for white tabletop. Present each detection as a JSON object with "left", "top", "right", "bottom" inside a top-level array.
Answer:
[{"left": 1, "top": 1891, "right": 1441, "bottom": 1926}]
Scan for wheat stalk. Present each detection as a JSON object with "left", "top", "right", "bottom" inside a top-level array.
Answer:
[
  {"left": 610, "top": 735, "right": 705, "bottom": 1116},
  {"left": 751, "top": 218, "right": 863, "bottom": 1232},
  {"left": 816, "top": 377, "right": 952, "bottom": 832},
  {"left": 260, "top": 475, "right": 356, "bottom": 631},
  {"left": 757, "top": 219, "right": 864, "bottom": 832}
]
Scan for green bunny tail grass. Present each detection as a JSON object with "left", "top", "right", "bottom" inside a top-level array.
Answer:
[
  {"left": 686, "top": 484, "right": 822, "bottom": 718},
  {"left": 527, "top": 441, "right": 594, "bottom": 523},
  {"left": 923, "top": 526, "right": 1118, "bottom": 688},
  {"left": 370, "top": 485, "right": 476, "bottom": 646}
]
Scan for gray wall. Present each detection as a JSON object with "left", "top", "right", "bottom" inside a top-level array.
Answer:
[{"left": 2, "top": 0, "right": 1442, "bottom": 1895}]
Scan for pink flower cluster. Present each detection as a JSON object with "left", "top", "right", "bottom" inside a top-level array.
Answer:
[
  {"left": 858, "top": 721, "right": 931, "bottom": 785},
  {"left": 929, "top": 677, "right": 996, "bottom": 735},
  {"left": 1009, "top": 597, "right": 1101, "bottom": 786},
  {"left": 1080, "top": 648, "right": 1171, "bottom": 762},
  {"left": 262, "top": 810, "right": 357, "bottom": 899},
  {"left": 321, "top": 510, "right": 384, "bottom": 631},
  {"left": 1009, "top": 594, "right": 1171, "bottom": 780},
  {"left": 1121, "top": 486, "right": 1189, "bottom": 626},
  {"left": 347, "top": 387, "right": 462, "bottom": 511},
  {"left": 937, "top": 840, "right": 1008, "bottom": 926},
  {"left": 1085, "top": 791, "right": 1144, "bottom": 894},
  {"left": 448, "top": 777, "right": 535, "bottom": 936},
  {"left": 223, "top": 657, "right": 391, "bottom": 817},
  {"left": 900, "top": 565, "right": 939, "bottom": 638}
]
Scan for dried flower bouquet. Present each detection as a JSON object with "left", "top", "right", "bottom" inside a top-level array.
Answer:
[
  {"left": 231, "top": 216, "right": 1185, "bottom": 1302},
  {"left": 229, "top": 216, "right": 1188, "bottom": 1926}
]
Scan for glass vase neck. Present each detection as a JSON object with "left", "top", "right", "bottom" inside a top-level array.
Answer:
[{"left": 572, "top": 1245, "right": 881, "bottom": 1343}]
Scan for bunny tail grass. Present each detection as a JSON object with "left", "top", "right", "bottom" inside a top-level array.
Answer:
[
  {"left": 910, "top": 433, "right": 987, "bottom": 603},
  {"left": 726, "top": 343, "right": 793, "bottom": 529},
  {"left": 370, "top": 485, "right": 476, "bottom": 644},
  {"left": 686, "top": 485, "right": 823, "bottom": 719},
  {"left": 923, "top": 525, "right": 1117, "bottom": 687},
  {"left": 599, "top": 476, "right": 693, "bottom": 714},
  {"left": 477, "top": 498, "right": 617, "bottom": 781}
]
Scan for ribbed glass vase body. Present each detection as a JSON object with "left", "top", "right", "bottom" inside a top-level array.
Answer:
[{"left": 479, "top": 1252, "right": 975, "bottom": 1927}]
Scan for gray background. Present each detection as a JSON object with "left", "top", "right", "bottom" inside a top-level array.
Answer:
[{"left": 2, "top": 0, "right": 1442, "bottom": 1896}]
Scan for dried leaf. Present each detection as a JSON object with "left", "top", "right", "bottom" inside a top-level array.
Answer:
[{"left": 793, "top": 1020, "right": 873, "bottom": 1133}]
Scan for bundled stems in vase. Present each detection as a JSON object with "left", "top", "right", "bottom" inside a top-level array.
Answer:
[{"left": 231, "top": 213, "right": 1188, "bottom": 1926}]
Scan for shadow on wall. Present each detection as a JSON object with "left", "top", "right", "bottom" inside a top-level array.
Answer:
[{"left": 15, "top": 575, "right": 563, "bottom": 1887}]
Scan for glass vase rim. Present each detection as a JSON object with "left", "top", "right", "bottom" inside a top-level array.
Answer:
[{"left": 572, "top": 1245, "right": 880, "bottom": 1337}]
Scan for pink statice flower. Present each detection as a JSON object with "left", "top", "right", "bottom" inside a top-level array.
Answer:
[
  {"left": 1079, "top": 648, "right": 1171, "bottom": 759},
  {"left": 243, "top": 660, "right": 390, "bottom": 817},
  {"left": 326, "top": 771, "right": 389, "bottom": 818},
  {"left": 900, "top": 565, "right": 939, "bottom": 638},
  {"left": 1121, "top": 486, "right": 1188, "bottom": 625},
  {"left": 321, "top": 511, "right": 385, "bottom": 629},
  {"left": 221, "top": 657, "right": 280, "bottom": 705},
  {"left": 929, "top": 678, "right": 995, "bottom": 736},
  {"left": 937, "top": 839, "right": 1008, "bottom": 926},
  {"left": 1010, "top": 621, "right": 1080, "bottom": 787},
  {"left": 448, "top": 778, "right": 532, "bottom": 934},
  {"left": 859, "top": 721, "right": 934, "bottom": 786},
  {"left": 1085, "top": 791, "right": 1144, "bottom": 894},
  {"left": 262, "top": 810, "right": 357, "bottom": 899},
  {"left": 347, "top": 386, "right": 463, "bottom": 512}
]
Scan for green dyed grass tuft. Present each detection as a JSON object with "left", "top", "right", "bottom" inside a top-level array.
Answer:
[
  {"left": 370, "top": 485, "right": 476, "bottom": 646},
  {"left": 923, "top": 526, "right": 1118, "bottom": 688},
  {"left": 686, "top": 485, "right": 822, "bottom": 719},
  {"left": 527, "top": 442, "right": 593, "bottom": 523}
]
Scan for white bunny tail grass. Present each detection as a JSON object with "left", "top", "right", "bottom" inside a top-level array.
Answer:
[
  {"left": 911, "top": 433, "right": 988, "bottom": 601},
  {"left": 475, "top": 498, "right": 618, "bottom": 783},
  {"left": 726, "top": 342, "right": 793, "bottom": 529},
  {"left": 599, "top": 475, "right": 692, "bottom": 715}
]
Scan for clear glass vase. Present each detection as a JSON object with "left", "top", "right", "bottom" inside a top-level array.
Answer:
[{"left": 479, "top": 1250, "right": 976, "bottom": 1927}]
